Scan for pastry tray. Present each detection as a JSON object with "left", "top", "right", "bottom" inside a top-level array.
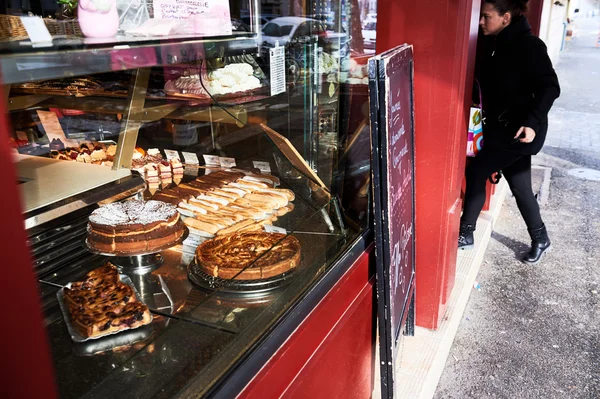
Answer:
[
  {"left": 72, "top": 325, "right": 153, "bottom": 356},
  {"left": 84, "top": 228, "right": 188, "bottom": 257},
  {"left": 57, "top": 274, "right": 153, "bottom": 343},
  {"left": 187, "top": 259, "right": 295, "bottom": 296}
]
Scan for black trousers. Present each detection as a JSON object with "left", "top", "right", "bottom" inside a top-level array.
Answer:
[{"left": 462, "top": 147, "right": 543, "bottom": 230}]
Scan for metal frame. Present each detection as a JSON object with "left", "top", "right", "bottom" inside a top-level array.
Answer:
[
  {"left": 113, "top": 68, "right": 151, "bottom": 170},
  {"left": 23, "top": 174, "right": 145, "bottom": 230},
  {"left": 0, "top": 35, "right": 259, "bottom": 85},
  {"left": 369, "top": 45, "right": 417, "bottom": 399}
]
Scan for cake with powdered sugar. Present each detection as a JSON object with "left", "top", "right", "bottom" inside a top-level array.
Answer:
[{"left": 87, "top": 199, "right": 185, "bottom": 254}]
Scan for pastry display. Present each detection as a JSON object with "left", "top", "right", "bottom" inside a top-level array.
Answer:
[
  {"left": 129, "top": 149, "right": 188, "bottom": 186},
  {"left": 196, "top": 232, "right": 301, "bottom": 280},
  {"left": 49, "top": 142, "right": 111, "bottom": 165},
  {"left": 150, "top": 170, "right": 292, "bottom": 238},
  {"left": 171, "top": 158, "right": 184, "bottom": 180},
  {"left": 87, "top": 200, "right": 185, "bottom": 254},
  {"left": 145, "top": 164, "right": 160, "bottom": 193},
  {"left": 106, "top": 144, "right": 117, "bottom": 161},
  {"left": 63, "top": 263, "right": 152, "bottom": 338},
  {"left": 14, "top": 76, "right": 105, "bottom": 96},
  {"left": 165, "top": 63, "right": 262, "bottom": 97}
]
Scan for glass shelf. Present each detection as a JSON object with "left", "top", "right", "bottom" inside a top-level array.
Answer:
[{"left": 0, "top": 33, "right": 259, "bottom": 85}]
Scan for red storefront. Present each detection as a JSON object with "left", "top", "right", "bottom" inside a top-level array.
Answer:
[{"left": 1, "top": 1, "right": 546, "bottom": 398}]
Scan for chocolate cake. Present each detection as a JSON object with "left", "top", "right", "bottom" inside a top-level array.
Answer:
[{"left": 87, "top": 200, "right": 185, "bottom": 254}]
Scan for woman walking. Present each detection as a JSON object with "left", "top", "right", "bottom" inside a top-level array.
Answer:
[{"left": 458, "top": 0, "right": 560, "bottom": 264}]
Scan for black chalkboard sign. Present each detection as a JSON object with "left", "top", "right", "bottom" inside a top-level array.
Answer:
[{"left": 369, "top": 44, "right": 416, "bottom": 399}]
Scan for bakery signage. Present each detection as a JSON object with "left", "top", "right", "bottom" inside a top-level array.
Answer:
[
  {"left": 153, "top": 0, "right": 232, "bottom": 36},
  {"left": 368, "top": 44, "right": 416, "bottom": 399}
]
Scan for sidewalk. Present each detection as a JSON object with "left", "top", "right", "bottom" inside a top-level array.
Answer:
[
  {"left": 544, "top": 16, "right": 600, "bottom": 163},
  {"left": 434, "top": 15, "right": 600, "bottom": 399},
  {"left": 371, "top": 179, "right": 510, "bottom": 399}
]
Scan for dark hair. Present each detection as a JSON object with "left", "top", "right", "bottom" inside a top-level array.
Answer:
[{"left": 484, "top": 0, "right": 529, "bottom": 17}]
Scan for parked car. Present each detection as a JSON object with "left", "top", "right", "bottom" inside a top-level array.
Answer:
[
  {"left": 259, "top": 17, "right": 350, "bottom": 84},
  {"left": 231, "top": 18, "right": 251, "bottom": 32},
  {"left": 363, "top": 13, "right": 377, "bottom": 27},
  {"left": 241, "top": 14, "right": 280, "bottom": 29},
  {"left": 261, "top": 17, "right": 350, "bottom": 56},
  {"left": 362, "top": 21, "right": 376, "bottom": 50}
]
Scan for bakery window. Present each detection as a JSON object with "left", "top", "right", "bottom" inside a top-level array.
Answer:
[{"left": 3, "top": 2, "right": 374, "bottom": 397}]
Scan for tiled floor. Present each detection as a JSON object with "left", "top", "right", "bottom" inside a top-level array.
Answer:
[{"left": 372, "top": 179, "right": 509, "bottom": 399}]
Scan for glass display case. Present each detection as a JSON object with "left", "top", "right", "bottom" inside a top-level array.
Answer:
[{"left": 2, "top": 0, "right": 376, "bottom": 397}]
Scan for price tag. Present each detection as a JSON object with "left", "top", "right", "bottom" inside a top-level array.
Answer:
[
  {"left": 20, "top": 17, "right": 52, "bottom": 45},
  {"left": 182, "top": 233, "right": 203, "bottom": 248},
  {"left": 184, "top": 165, "right": 199, "bottom": 176},
  {"left": 317, "top": 47, "right": 323, "bottom": 94},
  {"left": 203, "top": 154, "right": 220, "bottom": 166},
  {"left": 36, "top": 110, "right": 78, "bottom": 147},
  {"left": 263, "top": 225, "right": 287, "bottom": 234},
  {"left": 16, "top": 130, "right": 28, "bottom": 141},
  {"left": 204, "top": 167, "right": 220, "bottom": 175},
  {"left": 182, "top": 151, "right": 199, "bottom": 164},
  {"left": 181, "top": 251, "right": 195, "bottom": 263},
  {"left": 270, "top": 43, "right": 286, "bottom": 96},
  {"left": 219, "top": 157, "right": 236, "bottom": 168},
  {"left": 164, "top": 149, "right": 180, "bottom": 160},
  {"left": 253, "top": 161, "right": 272, "bottom": 174}
]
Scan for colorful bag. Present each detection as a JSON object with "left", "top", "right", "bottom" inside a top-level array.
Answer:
[{"left": 466, "top": 80, "right": 484, "bottom": 157}]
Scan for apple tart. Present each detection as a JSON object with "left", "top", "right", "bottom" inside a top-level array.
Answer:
[{"left": 195, "top": 232, "right": 301, "bottom": 280}]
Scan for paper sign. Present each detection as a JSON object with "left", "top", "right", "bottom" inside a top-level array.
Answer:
[
  {"left": 182, "top": 233, "right": 203, "bottom": 247},
  {"left": 270, "top": 44, "right": 286, "bottom": 96},
  {"left": 173, "top": 123, "right": 199, "bottom": 146},
  {"left": 164, "top": 149, "right": 180, "bottom": 160},
  {"left": 16, "top": 131, "right": 28, "bottom": 141},
  {"left": 203, "top": 154, "right": 220, "bottom": 166},
  {"left": 154, "top": 0, "right": 232, "bottom": 35},
  {"left": 219, "top": 157, "right": 236, "bottom": 168},
  {"left": 182, "top": 152, "right": 199, "bottom": 164},
  {"left": 317, "top": 47, "right": 323, "bottom": 94},
  {"left": 263, "top": 225, "right": 287, "bottom": 234},
  {"left": 36, "top": 110, "right": 79, "bottom": 148},
  {"left": 184, "top": 165, "right": 199, "bottom": 176},
  {"left": 20, "top": 16, "right": 53, "bottom": 45},
  {"left": 253, "top": 161, "right": 272, "bottom": 174}
]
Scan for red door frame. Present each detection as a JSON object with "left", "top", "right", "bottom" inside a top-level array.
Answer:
[
  {"left": 0, "top": 78, "right": 58, "bottom": 397},
  {"left": 376, "top": 0, "right": 482, "bottom": 329},
  {"left": 527, "top": 0, "right": 545, "bottom": 36}
]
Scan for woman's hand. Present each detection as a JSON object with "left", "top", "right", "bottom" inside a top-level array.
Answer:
[{"left": 515, "top": 126, "right": 536, "bottom": 143}]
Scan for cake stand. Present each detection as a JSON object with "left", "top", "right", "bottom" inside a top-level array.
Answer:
[
  {"left": 187, "top": 258, "right": 295, "bottom": 298},
  {"left": 85, "top": 229, "right": 188, "bottom": 274}
]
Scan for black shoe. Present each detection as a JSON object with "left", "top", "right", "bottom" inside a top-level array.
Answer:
[
  {"left": 458, "top": 222, "right": 476, "bottom": 250},
  {"left": 523, "top": 224, "right": 551, "bottom": 265}
]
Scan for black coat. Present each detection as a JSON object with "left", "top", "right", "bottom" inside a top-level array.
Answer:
[{"left": 476, "top": 16, "right": 560, "bottom": 155}]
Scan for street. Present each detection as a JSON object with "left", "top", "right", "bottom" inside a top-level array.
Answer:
[{"left": 434, "top": 16, "right": 600, "bottom": 399}]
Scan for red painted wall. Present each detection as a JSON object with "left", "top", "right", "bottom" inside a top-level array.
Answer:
[
  {"left": 376, "top": 0, "right": 482, "bottom": 329},
  {"left": 0, "top": 80, "right": 58, "bottom": 397},
  {"left": 238, "top": 247, "right": 375, "bottom": 399},
  {"left": 527, "top": 0, "right": 545, "bottom": 36}
]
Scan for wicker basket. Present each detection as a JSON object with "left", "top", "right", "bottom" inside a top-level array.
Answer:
[
  {"left": 44, "top": 18, "right": 82, "bottom": 36},
  {"left": 0, "top": 14, "right": 28, "bottom": 40}
]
